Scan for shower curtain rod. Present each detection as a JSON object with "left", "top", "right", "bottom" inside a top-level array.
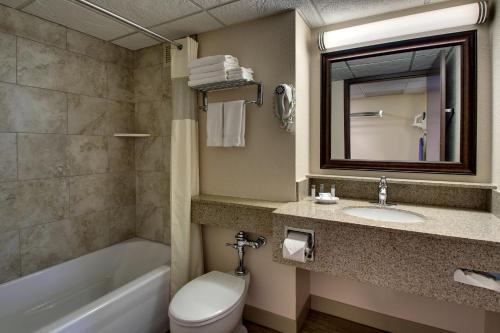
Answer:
[{"left": 71, "top": 0, "right": 183, "bottom": 50}]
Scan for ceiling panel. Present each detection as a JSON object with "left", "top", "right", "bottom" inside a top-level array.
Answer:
[
  {"left": 5, "top": 0, "right": 451, "bottom": 51},
  {"left": 296, "top": 0, "right": 323, "bottom": 28},
  {"left": 411, "top": 55, "right": 438, "bottom": 71},
  {"left": 153, "top": 12, "right": 223, "bottom": 40},
  {"left": 190, "top": 0, "right": 235, "bottom": 9},
  {"left": 350, "top": 58, "right": 411, "bottom": 78},
  {"left": 208, "top": 0, "right": 304, "bottom": 26},
  {"left": 312, "top": 0, "right": 447, "bottom": 26},
  {"left": 112, "top": 32, "right": 158, "bottom": 50},
  {"left": 24, "top": 0, "right": 135, "bottom": 41},
  {"left": 348, "top": 51, "right": 413, "bottom": 67},
  {"left": 88, "top": 0, "right": 200, "bottom": 27},
  {"left": 0, "top": 0, "right": 26, "bottom": 8}
]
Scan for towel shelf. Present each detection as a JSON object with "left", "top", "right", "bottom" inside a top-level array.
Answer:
[{"left": 191, "top": 80, "right": 263, "bottom": 112}]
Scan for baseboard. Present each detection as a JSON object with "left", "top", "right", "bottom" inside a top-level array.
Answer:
[
  {"left": 243, "top": 304, "right": 297, "bottom": 333},
  {"left": 311, "top": 295, "right": 452, "bottom": 333}
]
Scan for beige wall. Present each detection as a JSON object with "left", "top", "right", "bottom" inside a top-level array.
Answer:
[
  {"left": 202, "top": 226, "right": 297, "bottom": 320},
  {"left": 348, "top": 93, "right": 425, "bottom": 161},
  {"left": 295, "top": 13, "right": 312, "bottom": 181},
  {"left": 198, "top": 12, "right": 296, "bottom": 202},
  {"left": 307, "top": 2, "right": 498, "bottom": 331},
  {"left": 310, "top": 272, "right": 486, "bottom": 333},
  {"left": 197, "top": 12, "right": 309, "bottom": 321},
  {"left": 310, "top": 0, "right": 492, "bottom": 182},
  {"left": 491, "top": 0, "right": 500, "bottom": 188}
]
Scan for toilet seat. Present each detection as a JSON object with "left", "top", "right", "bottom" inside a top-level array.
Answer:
[{"left": 169, "top": 271, "right": 246, "bottom": 327}]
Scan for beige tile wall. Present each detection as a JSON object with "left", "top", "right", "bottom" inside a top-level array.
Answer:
[
  {"left": 134, "top": 45, "right": 172, "bottom": 244},
  {"left": 0, "top": 5, "right": 172, "bottom": 284}
]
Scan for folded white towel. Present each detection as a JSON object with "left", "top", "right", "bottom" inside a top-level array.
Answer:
[
  {"left": 207, "top": 102, "right": 224, "bottom": 147},
  {"left": 223, "top": 100, "right": 246, "bottom": 147},
  {"left": 189, "top": 55, "right": 238, "bottom": 69},
  {"left": 190, "top": 62, "right": 240, "bottom": 74},
  {"left": 228, "top": 72, "right": 253, "bottom": 81},
  {"left": 189, "top": 69, "right": 227, "bottom": 81},
  {"left": 227, "top": 67, "right": 254, "bottom": 74},
  {"left": 188, "top": 75, "right": 228, "bottom": 87}
]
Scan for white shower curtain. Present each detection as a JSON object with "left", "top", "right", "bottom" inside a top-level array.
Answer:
[{"left": 170, "top": 77, "right": 204, "bottom": 295}]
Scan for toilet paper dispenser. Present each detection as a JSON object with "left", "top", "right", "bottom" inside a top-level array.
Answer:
[{"left": 281, "top": 226, "right": 315, "bottom": 262}]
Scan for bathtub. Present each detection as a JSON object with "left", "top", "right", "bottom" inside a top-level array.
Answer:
[{"left": 0, "top": 238, "right": 170, "bottom": 333}]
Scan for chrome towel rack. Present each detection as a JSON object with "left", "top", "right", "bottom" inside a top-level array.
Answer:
[{"left": 190, "top": 80, "right": 263, "bottom": 112}]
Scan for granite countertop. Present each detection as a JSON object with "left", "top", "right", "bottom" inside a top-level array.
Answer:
[
  {"left": 274, "top": 199, "right": 500, "bottom": 246},
  {"left": 192, "top": 194, "right": 283, "bottom": 210}
]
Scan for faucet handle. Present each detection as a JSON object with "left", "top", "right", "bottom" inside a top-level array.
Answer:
[{"left": 225, "top": 242, "right": 238, "bottom": 249}]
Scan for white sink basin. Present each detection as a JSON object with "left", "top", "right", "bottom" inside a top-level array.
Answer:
[{"left": 343, "top": 206, "right": 425, "bottom": 224}]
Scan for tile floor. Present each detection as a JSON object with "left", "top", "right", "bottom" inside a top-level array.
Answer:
[{"left": 245, "top": 310, "right": 387, "bottom": 333}]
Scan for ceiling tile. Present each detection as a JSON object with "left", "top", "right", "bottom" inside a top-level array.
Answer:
[
  {"left": 296, "top": 0, "right": 323, "bottom": 27},
  {"left": 350, "top": 58, "right": 411, "bottom": 78},
  {"left": 411, "top": 55, "right": 438, "bottom": 71},
  {"left": 153, "top": 12, "right": 223, "bottom": 40},
  {"left": 332, "top": 68, "right": 353, "bottom": 81},
  {"left": 24, "top": 0, "right": 135, "bottom": 41},
  {"left": 348, "top": 51, "right": 413, "bottom": 66},
  {"left": 190, "top": 0, "right": 235, "bottom": 9},
  {"left": 112, "top": 32, "right": 158, "bottom": 50},
  {"left": 312, "top": 0, "right": 447, "bottom": 26},
  {"left": 350, "top": 84, "right": 364, "bottom": 98},
  {"left": 209, "top": 0, "right": 304, "bottom": 26},
  {"left": 0, "top": 0, "right": 26, "bottom": 8},
  {"left": 89, "top": 0, "right": 201, "bottom": 27}
]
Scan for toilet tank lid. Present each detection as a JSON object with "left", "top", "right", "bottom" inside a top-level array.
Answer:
[{"left": 169, "top": 271, "right": 246, "bottom": 323}]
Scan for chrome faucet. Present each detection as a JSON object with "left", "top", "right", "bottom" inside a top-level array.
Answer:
[
  {"left": 378, "top": 176, "right": 388, "bottom": 206},
  {"left": 226, "top": 231, "right": 266, "bottom": 276}
]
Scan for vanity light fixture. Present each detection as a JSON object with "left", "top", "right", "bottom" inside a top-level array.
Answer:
[{"left": 318, "top": 1, "right": 488, "bottom": 50}]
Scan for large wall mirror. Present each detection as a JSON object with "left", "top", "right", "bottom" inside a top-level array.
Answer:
[{"left": 320, "top": 31, "right": 477, "bottom": 174}]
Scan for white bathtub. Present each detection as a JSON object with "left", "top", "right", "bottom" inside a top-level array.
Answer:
[{"left": 0, "top": 238, "right": 170, "bottom": 333}]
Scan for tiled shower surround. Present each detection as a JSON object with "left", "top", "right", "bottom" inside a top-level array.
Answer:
[{"left": 0, "top": 5, "right": 171, "bottom": 283}]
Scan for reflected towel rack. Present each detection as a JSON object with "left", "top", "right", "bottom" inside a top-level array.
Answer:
[{"left": 191, "top": 80, "right": 263, "bottom": 112}]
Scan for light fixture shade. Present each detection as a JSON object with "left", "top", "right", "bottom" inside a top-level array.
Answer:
[{"left": 318, "top": 1, "right": 488, "bottom": 51}]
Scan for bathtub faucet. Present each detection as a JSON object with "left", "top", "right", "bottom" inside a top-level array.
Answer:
[{"left": 226, "top": 231, "right": 266, "bottom": 276}]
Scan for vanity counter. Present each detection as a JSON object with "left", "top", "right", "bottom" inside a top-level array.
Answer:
[
  {"left": 191, "top": 194, "right": 284, "bottom": 236},
  {"left": 274, "top": 199, "right": 500, "bottom": 246},
  {"left": 272, "top": 199, "right": 500, "bottom": 312}
]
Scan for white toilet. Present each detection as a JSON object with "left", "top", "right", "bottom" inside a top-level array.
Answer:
[{"left": 169, "top": 271, "right": 250, "bottom": 333}]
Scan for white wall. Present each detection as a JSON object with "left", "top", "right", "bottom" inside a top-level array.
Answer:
[{"left": 349, "top": 94, "right": 425, "bottom": 161}]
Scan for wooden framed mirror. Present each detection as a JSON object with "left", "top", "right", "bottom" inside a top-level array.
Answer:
[{"left": 320, "top": 30, "right": 477, "bottom": 174}]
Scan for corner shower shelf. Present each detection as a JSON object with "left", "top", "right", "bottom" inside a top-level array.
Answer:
[
  {"left": 114, "top": 133, "right": 151, "bottom": 137},
  {"left": 191, "top": 79, "right": 263, "bottom": 111}
]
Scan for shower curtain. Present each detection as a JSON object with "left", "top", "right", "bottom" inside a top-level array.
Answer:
[{"left": 170, "top": 77, "right": 204, "bottom": 295}]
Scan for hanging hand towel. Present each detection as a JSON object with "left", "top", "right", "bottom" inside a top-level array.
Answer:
[
  {"left": 223, "top": 100, "right": 246, "bottom": 147},
  {"left": 188, "top": 55, "right": 238, "bottom": 69},
  {"left": 207, "top": 102, "right": 223, "bottom": 147}
]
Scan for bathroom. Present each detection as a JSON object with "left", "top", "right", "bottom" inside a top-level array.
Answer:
[{"left": 0, "top": 0, "right": 499, "bottom": 332}]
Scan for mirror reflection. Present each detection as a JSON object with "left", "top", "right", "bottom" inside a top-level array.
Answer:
[{"left": 330, "top": 46, "right": 461, "bottom": 162}]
